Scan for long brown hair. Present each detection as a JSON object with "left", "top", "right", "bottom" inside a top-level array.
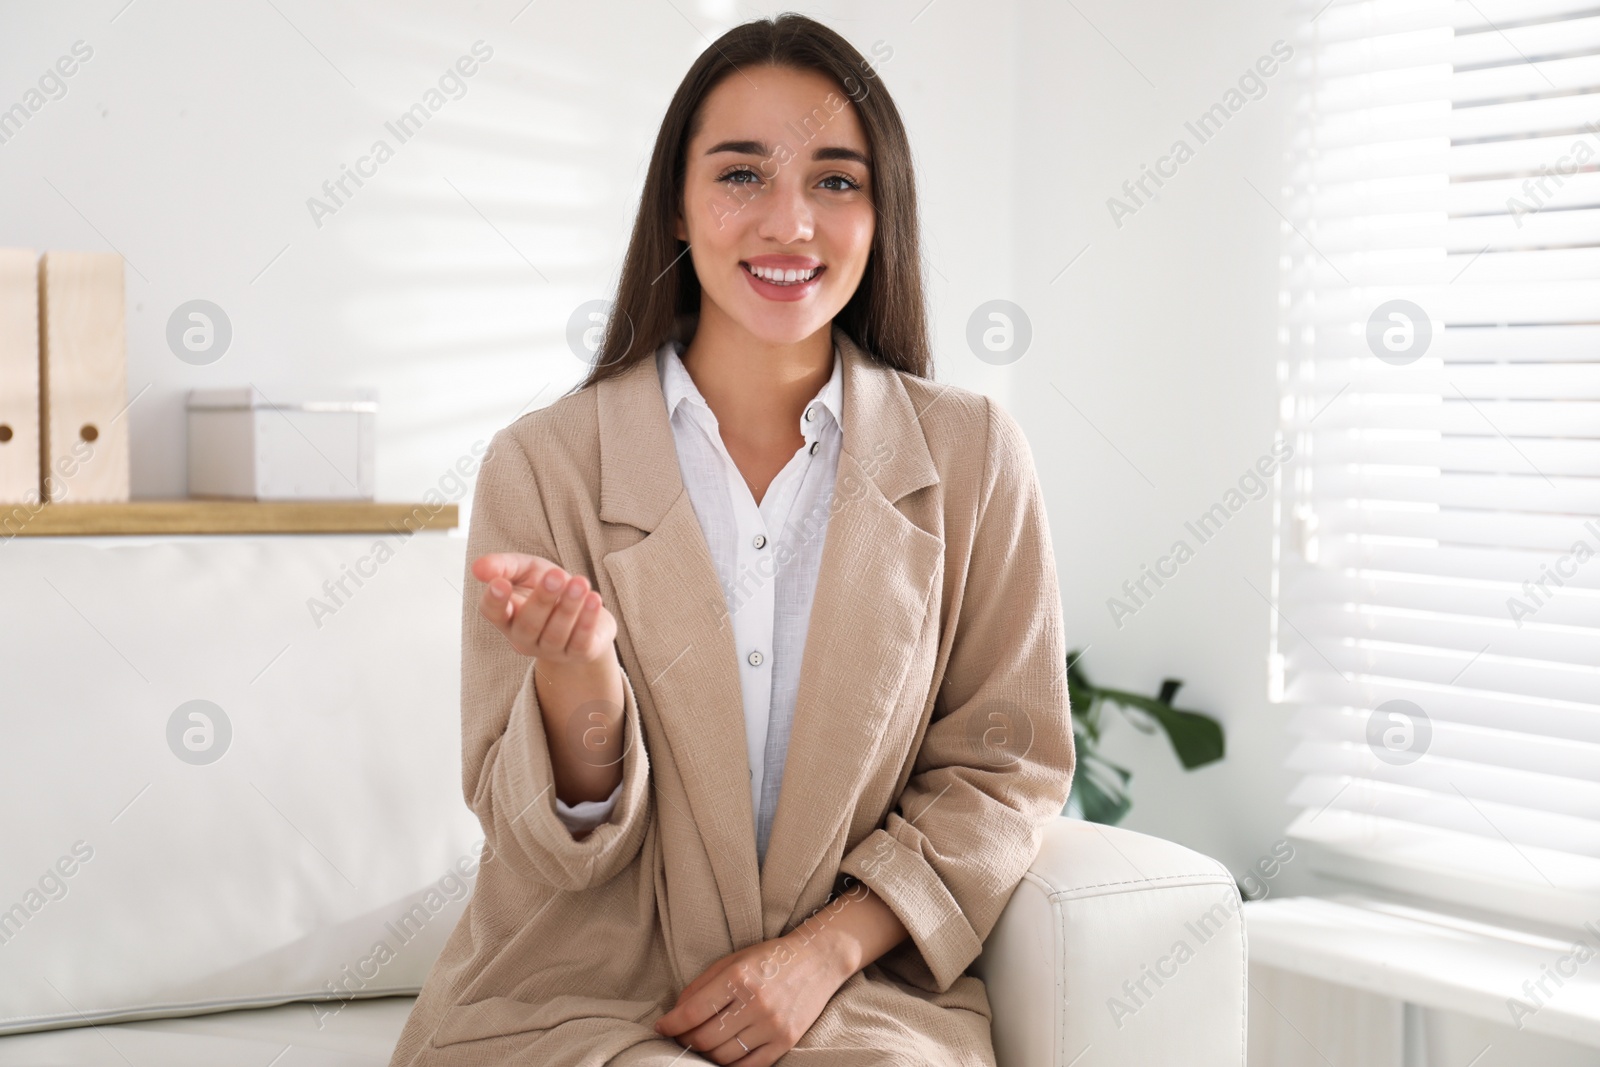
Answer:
[{"left": 568, "top": 13, "right": 930, "bottom": 396}]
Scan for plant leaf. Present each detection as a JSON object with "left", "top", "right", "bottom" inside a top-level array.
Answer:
[
  {"left": 1070, "top": 763, "right": 1133, "bottom": 825},
  {"left": 1066, "top": 750, "right": 1134, "bottom": 825},
  {"left": 1061, "top": 649, "right": 1226, "bottom": 819},
  {"left": 1099, "top": 687, "right": 1226, "bottom": 769}
]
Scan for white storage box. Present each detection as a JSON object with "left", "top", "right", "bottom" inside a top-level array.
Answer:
[{"left": 187, "top": 387, "right": 376, "bottom": 500}]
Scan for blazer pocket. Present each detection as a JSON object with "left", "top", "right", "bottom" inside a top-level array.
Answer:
[{"left": 430, "top": 994, "right": 661, "bottom": 1048}]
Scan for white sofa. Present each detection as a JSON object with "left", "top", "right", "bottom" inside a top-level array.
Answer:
[
  {"left": 0, "top": 819, "right": 1245, "bottom": 1067},
  {"left": 0, "top": 534, "right": 1244, "bottom": 1066}
]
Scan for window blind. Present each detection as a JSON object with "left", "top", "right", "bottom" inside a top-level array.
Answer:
[{"left": 1270, "top": 0, "right": 1600, "bottom": 909}]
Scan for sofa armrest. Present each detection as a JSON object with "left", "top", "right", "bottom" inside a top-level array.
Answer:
[{"left": 970, "top": 817, "right": 1247, "bottom": 1067}]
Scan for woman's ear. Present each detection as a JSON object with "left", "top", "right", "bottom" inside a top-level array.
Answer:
[{"left": 673, "top": 210, "right": 688, "bottom": 243}]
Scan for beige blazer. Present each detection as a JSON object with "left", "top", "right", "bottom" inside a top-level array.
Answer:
[{"left": 389, "top": 324, "right": 1075, "bottom": 1067}]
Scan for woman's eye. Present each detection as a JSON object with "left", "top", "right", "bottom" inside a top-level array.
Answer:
[{"left": 715, "top": 168, "right": 862, "bottom": 193}]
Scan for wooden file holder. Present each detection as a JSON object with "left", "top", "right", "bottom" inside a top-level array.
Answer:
[
  {"left": 38, "top": 250, "right": 129, "bottom": 503},
  {"left": 0, "top": 249, "right": 40, "bottom": 505}
]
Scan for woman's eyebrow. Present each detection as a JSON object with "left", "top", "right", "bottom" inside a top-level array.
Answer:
[{"left": 704, "top": 139, "right": 870, "bottom": 167}]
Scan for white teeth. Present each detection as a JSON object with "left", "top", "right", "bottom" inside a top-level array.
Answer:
[{"left": 746, "top": 263, "right": 819, "bottom": 284}]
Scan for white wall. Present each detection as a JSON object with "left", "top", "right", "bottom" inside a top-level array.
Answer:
[
  {"left": 3, "top": 0, "right": 1315, "bottom": 882},
  {"left": 0, "top": 0, "right": 1018, "bottom": 504},
  {"left": 1009, "top": 0, "right": 1309, "bottom": 896},
  {"left": 0, "top": 0, "right": 1298, "bottom": 887}
]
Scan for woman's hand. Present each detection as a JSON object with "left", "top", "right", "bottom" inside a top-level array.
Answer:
[
  {"left": 474, "top": 552, "right": 626, "bottom": 809},
  {"left": 472, "top": 552, "right": 616, "bottom": 665},
  {"left": 654, "top": 924, "right": 852, "bottom": 1066}
]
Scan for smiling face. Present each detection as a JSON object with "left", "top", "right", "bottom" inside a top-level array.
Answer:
[{"left": 674, "top": 64, "right": 876, "bottom": 347}]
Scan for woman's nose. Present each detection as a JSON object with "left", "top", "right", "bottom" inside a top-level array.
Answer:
[{"left": 756, "top": 182, "right": 815, "bottom": 245}]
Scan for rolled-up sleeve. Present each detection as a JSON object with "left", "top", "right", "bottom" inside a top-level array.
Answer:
[
  {"left": 554, "top": 780, "right": 622, "bottom": 835},
  {"left": 837, "top": 397, "right": 1075, "bottom": 991},
  {"left": 462, "top": 426, "right": 652, "bottom": 891}
]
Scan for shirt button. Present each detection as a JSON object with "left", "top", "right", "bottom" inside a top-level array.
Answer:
[
  {"left": 809, "top": 440, "right": 820, "bottom": 455},
  {"left": 747, "top": 650, "right": 764, "bottom": 667},
  {"left": 752, "top": 534, "right": 767, "bottom": 549},
  {"left": 805, "top": 405, "right": 815, "bottom": 422}
]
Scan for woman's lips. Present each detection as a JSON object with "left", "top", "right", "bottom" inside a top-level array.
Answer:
[{"left": 740, "top": 262, "right": 826, "bottom": 303}]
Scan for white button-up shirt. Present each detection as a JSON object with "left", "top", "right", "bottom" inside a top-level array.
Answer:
[{"left": 554, "top": 337, "right": 844, "bottom": 866}]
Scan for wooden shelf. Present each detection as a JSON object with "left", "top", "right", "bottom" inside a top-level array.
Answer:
[{"left": 3, "top": 500, "right": 459, "bottom": 536}]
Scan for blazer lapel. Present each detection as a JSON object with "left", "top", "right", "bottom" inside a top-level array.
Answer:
[
  {"left": 593, "top": 326, "right": 945, "bottom": 951},
  {"left": 596, "top": 348, "right": 764, "bottom": 949},
  {"left": 757, "top": 327, "right": 944, "bottom": 937}
]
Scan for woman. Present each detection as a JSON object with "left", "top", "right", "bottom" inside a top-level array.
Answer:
[{"left": 389, "top": 13, "right": 1073, "bottom": 1067}]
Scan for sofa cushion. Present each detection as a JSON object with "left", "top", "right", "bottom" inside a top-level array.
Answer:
[
  {"left": 0, "top": 535, "right": 481, "bottom": 1035},
  {"left": 0, "top": 994, "right": 417, "bottom": 1066}
]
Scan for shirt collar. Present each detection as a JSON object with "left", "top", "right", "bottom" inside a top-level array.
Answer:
[
  {"left": 656, "top": 339, "right": 700, "bottom": 422},
  {"left": 656, "top": 338, "right": 844, "bottom": 442}
]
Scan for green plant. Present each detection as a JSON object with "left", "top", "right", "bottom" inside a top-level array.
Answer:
[{"left": 1063, "top": 648, "right": 1225, "bottom": 825}]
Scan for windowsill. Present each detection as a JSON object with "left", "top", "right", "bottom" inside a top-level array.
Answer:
[
  {"left": 1287, "top": 808, "right": 1600, "bottom": 932},
  {"left": 1245, "top": 894, "right": 1600, "bottom": 1049}
]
